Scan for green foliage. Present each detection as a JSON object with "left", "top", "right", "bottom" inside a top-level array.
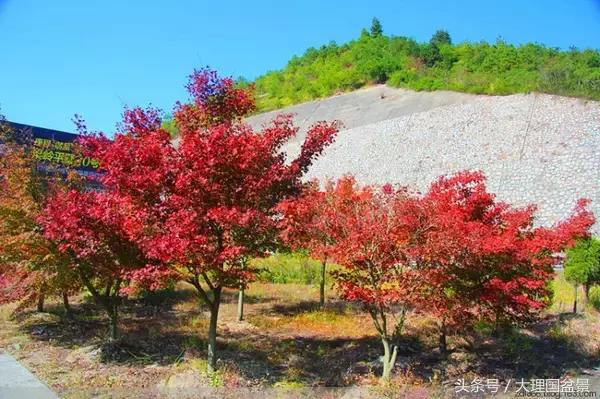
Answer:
[
  {"left": 370, "top": 17, "right": 383, "bottom": 38},
  {"left": 254, "top": 27, "right": 600, "bottom": 111},
  {"left": 161, "top": 118, "right": 178, "bottom": 138},
  {"left": 589, "top": 286, "right": 600, "bottom": 310},
  {"left": 252, "top": 252, "right": 322, "bottom": 284},
  {"left": 564, "top": 237, "right": 600, "bottom": 286},
  {"left": 430, "top": 30, "right": 452, "bottom": 46},
  {"left": 189, "top": 359, "right": 224, "bottom": 387}
]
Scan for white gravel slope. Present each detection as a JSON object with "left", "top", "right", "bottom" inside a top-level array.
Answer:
[{"left": 248, "top": 88, "right": 600, "bottom": 233}]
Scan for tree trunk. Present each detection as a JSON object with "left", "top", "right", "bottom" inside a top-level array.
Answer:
[
  {"left": 573, "top": 284, "right": 578, "bottom": 314},
  {"left": 108, "top": 305, "right": 119, "bottom": 342},
  {"left": 78, "top": 272, "right": 120, "bottom": 342},
  {"left": 237, "top": 287, "right": 244, "bottom": 322},
  {"left": 381, "top": 336, "right": 398, "bottom": 381},
  {"left": 36, "top": 293, "right": 45, "bottom": 312},
  {"left": 319, "top": 260, "right": 327, "bottom": 308},
  {"left": 207, "top": 287, "right": 222, "bottom": 373},
  {"left": 584, "top": 283, "right": 591, "bottom": 303},
  {"left": 62, "top": 292, "right": 72, "bottom": 315},
  {"left": 439, "top": 320, "right": 447, "bottom": 357}
]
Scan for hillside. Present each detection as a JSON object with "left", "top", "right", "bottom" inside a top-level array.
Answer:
[
  {"left": 247, "top": 86, "right": 600, "bottom": 234},
  {"left": 253, "top": 25, "right": 600, "bottom": 111}
]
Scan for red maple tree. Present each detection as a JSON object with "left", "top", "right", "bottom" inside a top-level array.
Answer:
[
  {"left": 80, "top": 68, "right": 339, "bottom": 371},
  {"left": 40, "top": 188, "right": 161, "bottom": 340},
  {"left": 321, "top": 177, "right": 421, "bottom": 380},
  {"left": 0, "top": 119, "right": 79, "bottom": 313},
  {"left": 277, "top": 180, "right": 338, "bottom": 308},
  {"left": 292, "top": 172, "right": 594, "bottom": 379},
  {"left": 411, "top": 171, "right": 595, "bottom": 354}
]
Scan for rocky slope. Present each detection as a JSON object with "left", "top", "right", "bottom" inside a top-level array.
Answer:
[{"left": 247, "top": 86, "right": 600, "bottom": 233}]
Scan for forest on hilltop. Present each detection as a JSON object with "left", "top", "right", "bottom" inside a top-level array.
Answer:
[{"left": 251, "top": 19, "right": 600, "bottom": 111}]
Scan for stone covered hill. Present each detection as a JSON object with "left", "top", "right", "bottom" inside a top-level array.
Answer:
[{"left": 247, "top": 85, "right": 600, "bottom": 233}]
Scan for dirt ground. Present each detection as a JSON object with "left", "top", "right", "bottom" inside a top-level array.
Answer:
[{"left": 1, "top": 282, "right": 599, "bottom": 398}]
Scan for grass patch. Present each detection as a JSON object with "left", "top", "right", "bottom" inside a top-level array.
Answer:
[
  {"left": 273, "top": 379, "right": 305, "bottom": 388},
  {"left": 249, "top": 308, "right": 376, "bottom": 338},
  {"left": 252, "top": 252, "right": 323, "bottom": 285},
  {"left": 589, "top": 286, "right": 600, "bottom": 311},
  {"left": 1, "top": 275, "right": 599, "bottom": 394},
  {"left": 550, "top": 271, "right": 582, "bottom": 312},
  {"left": 189, "top": 359, "right": 224, "bottom": 387}
]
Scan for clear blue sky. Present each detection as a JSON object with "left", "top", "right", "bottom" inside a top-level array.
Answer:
[{"left": 1, "top": 0, "right": 599, "bottom": 134}]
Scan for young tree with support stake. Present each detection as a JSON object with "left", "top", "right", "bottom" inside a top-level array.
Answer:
[
  {"left": 80, "top": 68, "right": 339, "bottom": 372},
  {"left": 564, "top": 237, "right": 600, "bottom": 312},
  {"left": 325, "top": 177, "right": 421, "bottom": 381},
  {"left": 278, "top": 180, "right": 338, "bottom": 308}
]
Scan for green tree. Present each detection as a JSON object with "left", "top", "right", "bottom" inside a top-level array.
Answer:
[
  {"left": 430, "top": 30, "right": 452, "bottom": 46},
  {"left": 250, "top": 27, "right": 600, "bottom": 113},
  {"left": 564, "top": 237, "right": 600, "bottom": 311},
  {"left": 370, "top": 17, "right": 383, "bottom": 37},
  {"left": 161, "top": 117, "right": 178, "bottom": 138}
]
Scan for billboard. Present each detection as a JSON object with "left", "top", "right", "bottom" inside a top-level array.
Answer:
[{"left": 2, "top": 121, "right": 102, "bottom": 183}]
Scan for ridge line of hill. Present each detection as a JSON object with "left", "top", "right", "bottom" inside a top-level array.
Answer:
[{"left": 250, "top": 25, "right": 600, "bottom": 112}]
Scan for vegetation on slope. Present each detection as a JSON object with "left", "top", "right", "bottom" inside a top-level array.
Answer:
[{"left": 254, "top": 19, "right": 600, "bottom": 111}]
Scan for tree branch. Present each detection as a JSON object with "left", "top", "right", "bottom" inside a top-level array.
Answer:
[
  {"left": 201, "top": 271, "right": 215, "bottom": 291},
  {"left": 189, "top": 273, "right": 213, "bottom": 308}
]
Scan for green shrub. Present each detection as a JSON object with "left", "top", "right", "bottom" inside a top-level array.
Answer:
[{"left": 253, "top": 26, "right": 600, "bottom": 113}]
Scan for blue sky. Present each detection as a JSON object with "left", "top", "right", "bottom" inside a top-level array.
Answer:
[{"left": 1, "top": 0, "right": 599, "bottom": 134}]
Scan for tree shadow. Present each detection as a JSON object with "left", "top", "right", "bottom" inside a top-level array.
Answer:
[
  {"left": 15, "top": 299, "right": 199, "bottom": 366},
  {"left": 466, "top": 314, "right": 599, "bottom": 380},
  {"left": 268, "top": 299, "right": 355, "bottom": 316},
  {"left": 219, "top": 289, "right": 278, "bottom": 305},
  {"left": 13, "top": 297, "right": 600, "bottom": 386},
  {"left": 218, "top": 328, "right": 425, "bottom": 386},
  {"left": 15, "top": 302, "right": 106, "bottom": 348},
  {"left": 14, "top": 291, "right": 276, "bottom": 368},
  {"left": 216, "top": 312, "right": 600, "bottom": 386}
]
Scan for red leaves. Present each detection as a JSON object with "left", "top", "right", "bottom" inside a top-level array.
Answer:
[
  {"left": 291, "top": 121, "right": 340, "bottom": 175},
  {"left": 281, "top": 177, "right": 419, "bottom": 309},
  {"left": 413, "top": 171, "right": 594, "bottom": 328},
  {"left": 39, "top": 189, "right": 157, "bottom": 293},
  {"left": 68, "top": 68, "right": 338, "bottom": 290},
  {"left": 179, "top": 68, "right": 256, "bottom": 129},
  {"left": 282, "top": 171, "right": 595, "bottom": 331},
  {"left": 120, "top": 264, "right": 174, "bottom": 295}
]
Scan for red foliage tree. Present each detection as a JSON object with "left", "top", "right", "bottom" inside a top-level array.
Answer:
[
  {"left": 295, "top": 172, "right": 594, "bottom": 379},
  {"left": 411, "top": 171, "right": 595, "bottom": 354},
  {"left": 80, "top": 68, "right": 339, "bottom": 371},
  {"left": 40, "top": 188, "right": 161, "bottom": 341},
  {"left": 321, "top": 177, "right": 421, "bottom": 380},
  {"left": 0, "top": 119, "right": 78, "bottom": 313},
  {"left": 277, "top": 180, "right": 337, "bottom": 308}
]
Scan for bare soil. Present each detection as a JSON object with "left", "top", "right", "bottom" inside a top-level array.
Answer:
[{"left": 1, "top": 282, "right": 599, "bottom": 398}]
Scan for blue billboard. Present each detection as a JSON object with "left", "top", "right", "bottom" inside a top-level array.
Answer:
[{"left": 2, "top": 121, "right": 102, "bottom": 182}]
